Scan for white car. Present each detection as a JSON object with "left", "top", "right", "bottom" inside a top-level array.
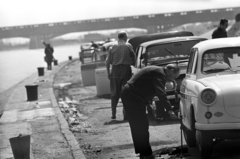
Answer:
[{"left": 179, "top": 37, "right": 240, "bottom": 159}]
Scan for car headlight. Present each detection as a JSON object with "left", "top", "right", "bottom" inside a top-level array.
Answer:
[
  {"left": 165, "top": 80, "right": 177, "bottom": 91},
  {"left": 201, "top": 88, "right": 216, "bottom": 105}
]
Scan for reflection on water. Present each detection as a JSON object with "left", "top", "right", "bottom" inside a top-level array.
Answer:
[{"left": 0, "top": 44, "right": 80, "bottom": 93}]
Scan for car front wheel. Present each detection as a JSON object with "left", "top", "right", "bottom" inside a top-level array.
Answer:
[
  {"left": 196, "top": 130, "right": 213, "bottom": 159},
  {"left": 183, "top": 126, "right": 196, "bottom": 147}
]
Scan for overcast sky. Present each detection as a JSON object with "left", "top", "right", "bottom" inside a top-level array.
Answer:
[{"left": 0, "top": 0, "right": 239, "bottom": 27}]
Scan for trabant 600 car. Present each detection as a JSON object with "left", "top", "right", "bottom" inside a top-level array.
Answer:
[
  {"left": 179, "top": 37, "right": 240, "bottom": 158},
  {"left": 130, "top": 35, "right": 207, "bottom": 120}
]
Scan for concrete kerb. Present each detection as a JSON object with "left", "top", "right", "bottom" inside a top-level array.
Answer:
[{"left": 49, "top": 59, "right": 86, "bottom": 159}]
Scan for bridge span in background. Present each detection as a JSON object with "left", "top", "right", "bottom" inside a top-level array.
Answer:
[{"left": 1, "top": 7, "right": 240, "bottom": 49}]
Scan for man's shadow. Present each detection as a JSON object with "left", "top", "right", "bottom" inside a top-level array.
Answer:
[{"left": 104, "top": 119, "right": 128, "bottom": 125}]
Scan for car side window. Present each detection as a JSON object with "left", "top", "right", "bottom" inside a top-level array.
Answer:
[
  {"left": 136, "top": 47, "right": 145, "bottom": 68},
  {"left": 135, "top": 47, "right": 140, "bottom": 67},
  {"left": 194, "top": 55, "right": 198, "bottom": 74},
  {"left": 187, "top": 49, "right": 196, "bottom": 74}
]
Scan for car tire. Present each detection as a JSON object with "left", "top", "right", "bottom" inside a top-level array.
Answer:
[
  {"left": 183, "top": 127, "right": 197, "bottom": 147},
  {"left": 196, "top": 130, "right": 213, "bottom": 159}
]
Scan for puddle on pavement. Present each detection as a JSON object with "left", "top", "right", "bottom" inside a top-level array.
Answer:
[
  {"left": 0, "top": 108, "right": 55, "bottom": 123},
  {"left": 34, "top": 101, "right": 52, "bottom": 108}
]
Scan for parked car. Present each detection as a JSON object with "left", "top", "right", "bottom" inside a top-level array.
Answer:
[
  {"left": 179, "top": 37, "right": 240, "bottom": 159},
  {"left": 79, "top": 42, "right": 100, "bottom": 64},
  {"left": 130, "top": 33, "right": 207, "bottom": 121},
  {"left": 129, "top": 31, "right": 194, "bottom": 52}
]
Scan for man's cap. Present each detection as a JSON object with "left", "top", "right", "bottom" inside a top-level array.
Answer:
[{"left": 118, "top": 31, "right": 128, "bottom": 39}]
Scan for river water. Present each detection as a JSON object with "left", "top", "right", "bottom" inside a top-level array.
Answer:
[{"left": 0, "top": 44, "right": 80, "bottom": 94}]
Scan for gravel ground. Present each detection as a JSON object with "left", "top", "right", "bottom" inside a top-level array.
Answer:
[{"left": 53, "top": 60, "right": 240, "bottom": 159}]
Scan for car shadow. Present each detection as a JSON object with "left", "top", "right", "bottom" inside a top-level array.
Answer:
[
  {"left": 153, "top": 145, "right": 191, "bottom": 158},
  {"left": 147, "top": 114, "right": 181, "bottom": 126}
]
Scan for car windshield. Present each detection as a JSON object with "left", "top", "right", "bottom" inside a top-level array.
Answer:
[
  {"left": 202, "top": 47, "right": 240, "bottom": 74},
  {"left": 145, "top": 40, "right": 203, "bottom": 65}
]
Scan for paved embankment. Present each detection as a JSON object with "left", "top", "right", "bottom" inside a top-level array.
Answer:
[{"left": 0, "top": 59, "right": 85, "bottom": 159}]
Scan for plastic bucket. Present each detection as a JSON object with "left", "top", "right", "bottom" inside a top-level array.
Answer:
[
  {"left": 54, "top": 60, "right": 58, "bottom": 65},
  {"left": 37, "top": 67, "right": 44, "bottom": 76},
  {"left": 9, "top": 134, "right": 30, "bottom": 159},
  {"left": 25, "top": 85, "right": 38, "bottom": 101}
]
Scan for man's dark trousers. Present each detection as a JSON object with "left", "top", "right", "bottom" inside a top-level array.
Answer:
[
  {"left": 110, "top": 65, "right": 131, "bottom": 117},
  {"left": 121, "top": 84, "right": 152, "bottom": 156}
]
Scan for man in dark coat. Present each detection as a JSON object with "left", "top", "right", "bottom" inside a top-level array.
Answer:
[
  {"left": 212, "top": 18, "right": 228, "bottom": 39},
  {"left": 44, "top": 42, "right": 54, "bottom": 70},
  {"left": 121, "top": 64, "right": 179, "bottom": 159}
]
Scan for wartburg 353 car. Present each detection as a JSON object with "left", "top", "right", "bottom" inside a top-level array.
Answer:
[
  {"left": 179, "top": 37, "right": 240, "bottom": 159},
  {"left": 129, "top": 32, "right": 207, "bottom": 121}
]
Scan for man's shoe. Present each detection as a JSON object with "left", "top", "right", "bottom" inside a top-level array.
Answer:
[
  {"left": 143, "top": 155, "right": 155, "bottom": 159},
  {"left": 111, "top": 116, "right": 116, "bottom": 119}
]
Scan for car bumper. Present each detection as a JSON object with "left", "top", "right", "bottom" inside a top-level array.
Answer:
[{"left": 196, "top": 122, "right": 240, "bottom": 130}]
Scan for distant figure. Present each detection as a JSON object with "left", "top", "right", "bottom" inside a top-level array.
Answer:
[
  {"left": 91, "top": 41, "right": 99, "bottom": 49},
  {"left": 106, "top": 31, "right": 136, "bottom": 120},
  {"left": 43, "top": 42, "right": 54, "bottom": 70},
  {"left": 91, "top": 41, "right": 99, "bottom": 61},
  {"left": 105, "top": 37, "right": 111, "bottom": 43},
  {"left": 212, "top": 18, "right": 228, "bottom": 39}
]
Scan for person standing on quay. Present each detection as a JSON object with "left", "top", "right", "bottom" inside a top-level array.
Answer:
[
  {"left": 43, "top": 42, "right": 54, "bottom": 70},
  {"left": 106, "top": 31, "right": 136, "bottom": 120},
  {"left": 212, "top": 18, "right": 228, "bottom": 39}
]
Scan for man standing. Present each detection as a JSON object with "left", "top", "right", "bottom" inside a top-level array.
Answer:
[
  {"left": 121, "top": 64, "right": 179, "bottom": 159},
  {"left": 91, "top": 41, "right": 99, "bottom": 61},
  {"left": 106, "top": 31, "right": 136, "bottom": 120},
  {"left": 43, "top": 42, "right": 54, "bottom": 70},
  {"left": 212, "top": 18, "right": 228, "bottom": 39}
]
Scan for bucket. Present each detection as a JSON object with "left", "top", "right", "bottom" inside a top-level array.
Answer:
[
  {"left": 37, "top": 67, "right": 44, "bottom": 76},
  {"left": 25, "top": 84, "right": 38, "bottom": 101},
  {"left": 54, "top": 59, "right": 58, "bottom": 65},
  {"left": 9, "top": 134, "right": 30, "bottom": 159},
  {"left": 69, "top": 56, "right": 72, "bottom": 60}
]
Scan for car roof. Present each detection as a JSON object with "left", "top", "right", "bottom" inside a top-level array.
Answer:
[
  {"left": 103, "top": 41, "right": 117, "bottom": 47},
  {"left": 140, "top": 36, "right": 207, "bottom": 47},
  {"left": 193, "top": 37, "right": 240, "bottom": 55},
  {"left": 129, "top": 31, "right": 194, "bottom": 51}
]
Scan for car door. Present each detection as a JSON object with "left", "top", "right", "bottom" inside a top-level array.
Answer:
[
  {"left": 180, "top": 48, "right": 198, "bottom": 129},
  {"left": 131, "top": 46, "right": 144, "bottom": 75}
]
